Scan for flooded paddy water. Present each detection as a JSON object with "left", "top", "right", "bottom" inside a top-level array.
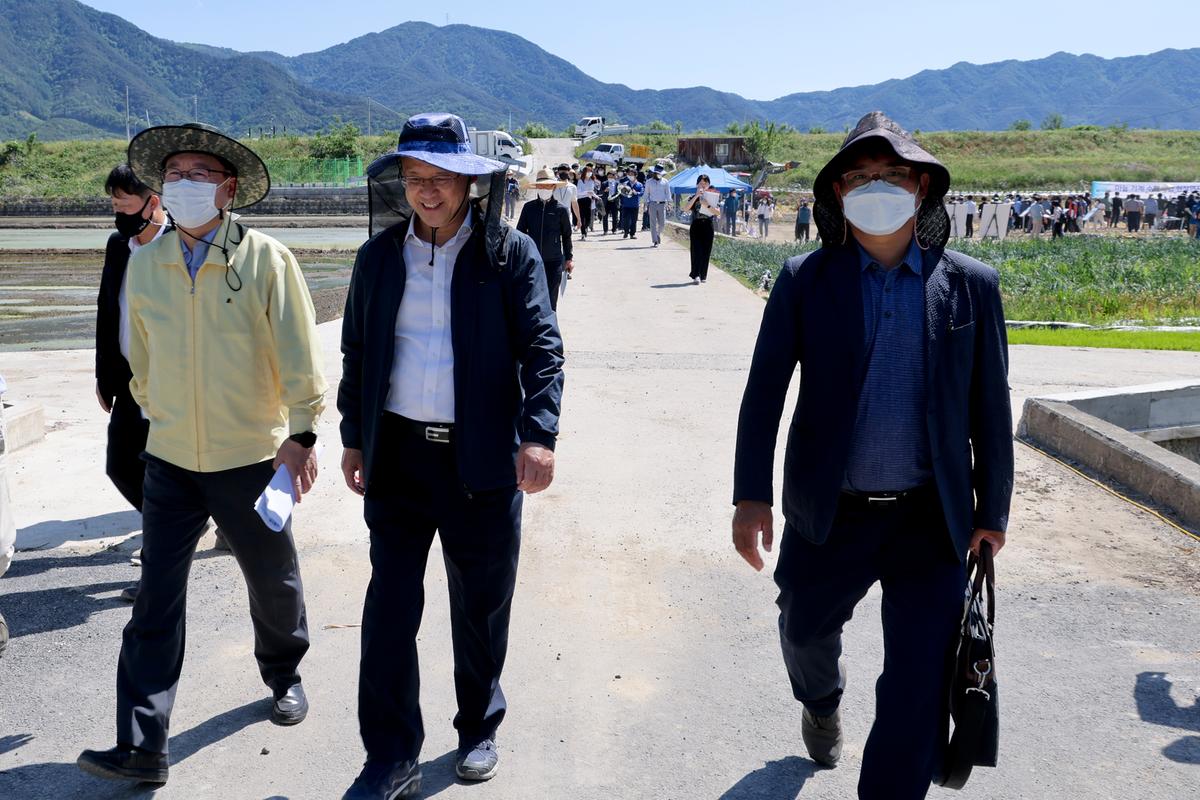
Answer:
[{"left": 0, "top": 225, "right": 360, "bottom": 351}]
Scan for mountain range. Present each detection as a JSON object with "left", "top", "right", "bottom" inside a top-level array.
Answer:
[{"left": 2, "top": 0, "right": 1198, "bottom": 141}]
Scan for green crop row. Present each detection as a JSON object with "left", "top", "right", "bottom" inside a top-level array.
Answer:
[{"left": 708, "top": 235, "right": 1200, "bottom": 326}]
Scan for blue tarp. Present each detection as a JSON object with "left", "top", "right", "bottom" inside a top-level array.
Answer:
[{"left": 668, "top": 164, "right": 753, "bottom": 195}]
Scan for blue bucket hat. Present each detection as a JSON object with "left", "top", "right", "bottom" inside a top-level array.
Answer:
[{"left": 368, "top": 112, "right": 505, "bottom": 178}]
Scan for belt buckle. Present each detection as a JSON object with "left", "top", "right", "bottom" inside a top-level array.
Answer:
[
  {"left": 424, "top": 426, "right": 451, "bottom": 444},
  {"left": 867, "top": 495, "right": 898, "bottom": 505}
]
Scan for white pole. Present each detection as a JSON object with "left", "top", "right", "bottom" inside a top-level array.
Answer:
[{"left": 125, "top": 85, "right": 130, "bottom": 141}]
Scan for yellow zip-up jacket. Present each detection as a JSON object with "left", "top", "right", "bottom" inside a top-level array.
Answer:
[{"left": 126, "top": 218, "right": 327, "bottom": 472}]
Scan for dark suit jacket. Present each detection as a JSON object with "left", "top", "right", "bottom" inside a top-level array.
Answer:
[
  {"left": 733, "top": 243, "right": 1014, "bottom": 560},
  {"left": 96, "top": 231, "right": 135, "bottom": 404},
  {"left": 338, "top": 213, "right": 565, "bottom": 493},
  {"left": 515, "top": 198, "right": 572, "bottom": 264}
]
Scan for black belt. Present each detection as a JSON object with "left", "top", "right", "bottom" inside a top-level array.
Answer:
[
  {"left": 386, "top": 413, "right": 455, "bottom": 444},
  {"left": 840, "top": 482, "right": 935, "bottom": 509}
]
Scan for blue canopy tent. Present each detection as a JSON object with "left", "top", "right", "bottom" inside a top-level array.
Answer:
[{"left": 668, "top": 164, "right": 753, "bottom": 195}]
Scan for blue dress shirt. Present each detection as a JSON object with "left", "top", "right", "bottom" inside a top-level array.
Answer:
[{"left": 843, "top": 239, "right": 933, "bottom": 492}]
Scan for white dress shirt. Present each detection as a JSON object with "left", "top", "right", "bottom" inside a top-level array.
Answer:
[
  {"left": 553, "top": 182, "right": 577, "bottom": 210},
  {"left": 384, "top": 210, "right": 474, "bottom": 423}
]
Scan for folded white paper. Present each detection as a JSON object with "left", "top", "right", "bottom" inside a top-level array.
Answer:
[{"left": 254, "top": 444, "right": 324, "bottom": 532}]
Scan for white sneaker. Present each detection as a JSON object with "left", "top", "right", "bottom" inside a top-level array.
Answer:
[{"left": 692, "top": 277, "right": 700, "bottom": 285}]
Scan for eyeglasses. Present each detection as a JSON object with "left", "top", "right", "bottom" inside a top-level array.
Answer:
[
  {"left": 163, "top": 167, "right": 231, "bottom": 183},
  {"left": 841, "top": 165, "right": 913, "bottom": 191},
  {"left": 403, "top": 174, "right": 459, "bottom": 189}
]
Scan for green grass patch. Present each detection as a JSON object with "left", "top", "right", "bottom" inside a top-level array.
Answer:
[
  {"left": 707, "top": 235, "right": 1200, "bottom": 326},
  {"left": 1007, "top": 328, "right": 1200, "bottom": 351}
]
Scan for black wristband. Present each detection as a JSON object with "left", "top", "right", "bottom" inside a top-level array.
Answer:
[{"left": 288, "top": 431, "right": 317, "bottom": 448}]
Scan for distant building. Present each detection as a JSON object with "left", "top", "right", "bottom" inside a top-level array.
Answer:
[{"left": 677, "top": 136, "right": 750, "bottom": 167}]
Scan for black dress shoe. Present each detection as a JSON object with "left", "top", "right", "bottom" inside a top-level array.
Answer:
[
  {"left": 342, "top": 759, "right": 421, "bottom": 799},
  {"left": 77, "top": 745, "right": 168, "bottom": 783},
  {"left": 271, "top": 682, "right": 308, "bottom": 725}
]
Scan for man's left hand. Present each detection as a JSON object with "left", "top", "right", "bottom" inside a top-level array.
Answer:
[
  {"left": 970, "top": 528, "right": 1006, "bottom": 556},
  {"left": 274, "top": 438, "right": 318, "bottom": 502},
  {"left": 516, "top": 442, "right": 554, "bottom": 494},
  {"left": 565, "top": 259, "right": 575, "bottom": 274}
]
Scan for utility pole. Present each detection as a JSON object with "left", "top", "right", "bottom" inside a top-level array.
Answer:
[
  {"left": 193, "top": 95, "right": 198, "bottom": 120},
  {"left": 145, "top": 109, "right": 150, "bottom": 127},
  {"left": 125, "top": 85, "right": 131, "bottom": 141},
  {"left": 367, "top": 97, "right": 372, "bottom": 137}
]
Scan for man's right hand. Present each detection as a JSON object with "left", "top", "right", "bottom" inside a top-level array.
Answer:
[
  {"left": 732, "top": 500, "right": 774, "bottom": 572},
  {"left": 341, "top": 447, "right": 366, "bottom": 496},
  {"left": 95, "top": 382, "right": 112, "bottom": 414}
]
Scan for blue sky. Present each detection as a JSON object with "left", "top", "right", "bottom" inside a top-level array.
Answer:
[{"left": 82, "top": 0, "right": 1193, "bottom": 100}]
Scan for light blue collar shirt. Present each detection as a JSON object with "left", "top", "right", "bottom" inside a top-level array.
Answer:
[{"left": 179, "top": 223, "right": 222, "bottom": 281}]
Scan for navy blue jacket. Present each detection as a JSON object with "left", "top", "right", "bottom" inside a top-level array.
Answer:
[
  {"left": 733, "top": 244, "right": 1014, "bottom": 560},
  {"left": 338, "top": 212, "right": 565, "bottom": 492}
]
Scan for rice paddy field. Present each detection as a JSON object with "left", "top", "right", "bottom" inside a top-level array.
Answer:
[{"left": 709, "top": 235, "right": 1200, "bottom": 326}]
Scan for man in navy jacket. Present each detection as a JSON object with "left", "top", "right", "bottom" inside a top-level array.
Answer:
[
  {"left": 732, "top": 112, "right": 1013, "bottom": 800},
  {"left": 338, "top": 114, "right": 564, "bottom": 800}
]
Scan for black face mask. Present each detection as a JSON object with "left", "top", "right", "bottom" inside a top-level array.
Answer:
[{"left": 114, "top": 195, "right": 152, "bottom": 238}]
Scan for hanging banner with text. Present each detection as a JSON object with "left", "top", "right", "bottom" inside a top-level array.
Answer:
[{"left": 1091, "top": 180, "right": 1200, "bottom": 196}]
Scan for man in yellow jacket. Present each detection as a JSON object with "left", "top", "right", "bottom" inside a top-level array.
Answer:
[{"left": 77, "top": 123, "right": 327, "bottom": 786}]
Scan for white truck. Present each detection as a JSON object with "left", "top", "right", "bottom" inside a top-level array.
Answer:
[
  {"left": 574, "top": 116, "right": 631, "bottom": 140},
  {"left": 585, "top": 142, "right": 650, "bottom": 167},
  {"left": 468, "top": 129, "right": 524, "bottom": 163}
]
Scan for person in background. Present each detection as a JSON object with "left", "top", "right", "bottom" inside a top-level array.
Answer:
[
  {"left": 1101, "top": 191, "right": 1112, "bottom": 226},
  {"left": 552, "top": 163, "right": 581, "bottom": 232},
  {"left": 574, "top": 166, "right": 597, "bottom": 241},
  {"left": 733, "top": 111, "right": 1012, "bottom": 800},
  {"left": 517, "top": 167, "right": 574, "bottom": 310},
  {"left": 963, "top": 195, "right": 977, "bottom": 238},
  {"left": 723, "top": 190, "right": 741, "bottom": 236},
  {"left": 0, "top": 373, "right": 14, "bottom": 658},
  {"left": 1110, "top": 192, "right": 1123, "bottom": 227},
  {"left": 618, "top": 167, "right": 644, "bottom": 240},
  {"left": 1125, "top": 194, "right": 1143, "bottom": 232},
  {"left": 503, "top": 171, "right": 520, "bottom": 220},
  {"left": 604, "top": 169, "right": 622, "bottom": 236},
  {"left": 684, "top": 174, "right": 719, "bottom": 284},
  {"left": 1025, "top": 196, "right": 1045, "bottom": 236},
  {"left": 756, "top": 195, "right": 773, "bottom": 238},
  {"left": 795, "top": 199, "right": 812, "bottom": 242},
  {"left": 643, "top": 165, "right": 671, "bottom": 247},
  {"left": 1143, "top": 193, "right": 1159, "bottom": 230}
]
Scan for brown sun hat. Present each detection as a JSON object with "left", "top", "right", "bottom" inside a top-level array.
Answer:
[
  {"left": 128, "top": 122, "right": 271, "bottom": 209},
  {"left": 813, "top": 111, "right": 951, "bottom": 248},
  {"left": 531, "top": 166, "right": 566, "bottom": 189}
]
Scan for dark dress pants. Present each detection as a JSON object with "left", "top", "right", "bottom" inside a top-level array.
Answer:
[
  {"left": 605, "top": 200, "right": 620, "bottom": 234},
  {"left": 578, "top": 198, "right": 592, "bottom": 236},
  {"left": 543, "top": 259, "right": 563, "bottom": 312},
  {"left": 689, "top": 217, "right": 714, "bottom": 280},
  {"left": 620, "top": 206, "right": 638, "bottom": 237},
  {"left": 117, "top": 456, "right": 309, "bottom": 755},
  {"left": 774, "top": 488, "right": 966, "bottom": 800},
  {"left": 359, "top": 414, "right": 522, "bottom": 764},
  {"left": 106, "top": 391, "right": 150, "bottom": 511}
]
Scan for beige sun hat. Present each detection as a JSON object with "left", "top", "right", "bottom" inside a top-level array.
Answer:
[{"left": 530, "top": 166, "right": 566, "bottom": 188}]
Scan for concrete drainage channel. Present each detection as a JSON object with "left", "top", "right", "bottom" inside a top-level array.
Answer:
[{"left": 1017, "top": 380, "right": 1200, "bottom": 531}]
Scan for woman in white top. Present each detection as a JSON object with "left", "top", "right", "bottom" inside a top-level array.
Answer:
[
  {"left": 575, "top": 166, "right": 598, "bottom": 240},
  {"left": 755, "top": 197, "right": 773, "bottom": 239}
]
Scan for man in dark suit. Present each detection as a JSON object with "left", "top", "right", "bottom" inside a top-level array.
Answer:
[
  {"left": 338, "top": 113, "right": 564, "bottom": 800},
  {"left": 732, "top": 112, "right": 1013, "bottom": 800}
]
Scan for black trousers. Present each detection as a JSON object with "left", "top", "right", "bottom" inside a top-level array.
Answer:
[
  {"left": 106, "top": 392, "right": 150, "bottom": 511},
  {"left": 604, "top": 200, "right": 620, "bottom": 234},
  {"left": 359, "top": 414, "right": 522, "bottom": 763},
  {"left": 775, "top": 487, "right": 965, "bottom": 800},
  {"left": 544, "top": 259, "right": 563, "bottom": 312},
  {"left": 795, "top": 222, "right": 810, "bottom": 242},
  {"left": 117, "top": 456, "right": 309, "bottom": 755},
  {"left": 689, "top": 218, "right": 714, "bottom": 280},
  {"left": 619, "top": 206, "right": 638, "bottom": 236},
  {"left": 578, "top": 198, "right": 592, "bottom": 237},
  {"left": 965, "top": 213, "right": 974, "bottom": 238}
]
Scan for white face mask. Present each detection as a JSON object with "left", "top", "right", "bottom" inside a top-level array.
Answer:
[
  {"left": 841, "top": 180, "right": 919, "bottom": 236},
  {"left": 536, "top": 189, "right": 553, "bottom": 201},
  {"left": 163, "top": 178, "right": 227, "bottom": 229}
]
